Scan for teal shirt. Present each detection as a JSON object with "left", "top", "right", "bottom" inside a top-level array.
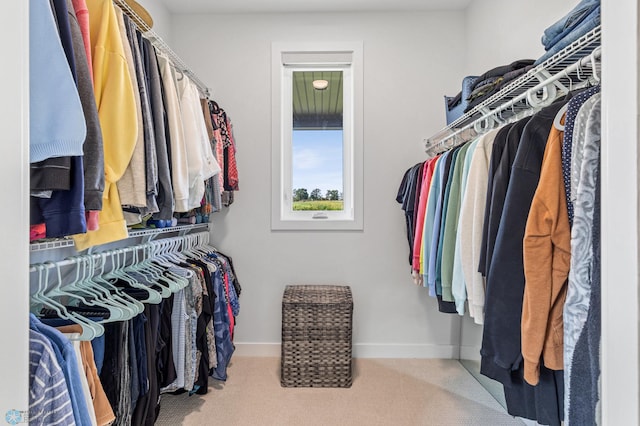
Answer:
[
  {"left": 435, "top": 147, "right": 461, "bottom": 297},
  {"left": 441, "top": 141, "right": 472, "bottom": 302}
]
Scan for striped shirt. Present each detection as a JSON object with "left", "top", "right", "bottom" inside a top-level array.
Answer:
[{"left": 29, "top": 330, "right": 76, "bottom": 426}]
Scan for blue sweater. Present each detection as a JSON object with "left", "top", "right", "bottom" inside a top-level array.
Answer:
[{"left": 30, "top": 0, "right": 86, "bottom": 163}]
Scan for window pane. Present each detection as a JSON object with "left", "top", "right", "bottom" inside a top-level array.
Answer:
[
  {"left": 292, "top": 130, "right": 343, "bottom": 211},
  {"left": 291, "top": 70, "right": 344, "bottom": 211}
]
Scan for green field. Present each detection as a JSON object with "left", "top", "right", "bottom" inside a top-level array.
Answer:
[{"left": 293, "top": 200, "right": 344, "bottom": 211}]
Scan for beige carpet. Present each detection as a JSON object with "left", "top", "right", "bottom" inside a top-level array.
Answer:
[{"left": 155, "top": 357, "right": 523, "bottom": 426}]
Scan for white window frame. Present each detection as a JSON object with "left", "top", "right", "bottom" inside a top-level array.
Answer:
[{"left": 271, "top": 42, "right": 364, "bottom": 231}]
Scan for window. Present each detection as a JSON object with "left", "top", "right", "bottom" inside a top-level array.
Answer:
[{"left": 271, "top": 42, "right": 363, "bottom": 230}]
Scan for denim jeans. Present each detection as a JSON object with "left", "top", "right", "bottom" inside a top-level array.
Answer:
[
  {"left": 541, "top": 0, "right": 600, "bottom": 50},
  {"left": 535, "top": 5, "right": 600, "bottom": 66}
]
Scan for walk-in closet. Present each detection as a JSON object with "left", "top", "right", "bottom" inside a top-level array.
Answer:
[{"left": 1, "top": 0, "right": 637, "bottom": 425}]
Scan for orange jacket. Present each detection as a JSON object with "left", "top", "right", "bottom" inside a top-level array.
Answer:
[{"left": 521, "top": 122, "right": 570, "bottom": 385}]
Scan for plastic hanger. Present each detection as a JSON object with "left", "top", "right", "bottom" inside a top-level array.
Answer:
[
  {"left": 589, "top": 50, "right": 600, "bottom": 83},
  {"left": 116, "top": 250, "right": 163, "bottom": 304},
  {"left": 31, "top": 263, "right": 103, "bottom": 340},
  {"left": 160, "top": 237, "right": 188, "bottom": 264},
  {"left": 61, "top": 256, "right": 131, "bottom": 321},
  {"left": 149, "top": 239, "right": 189, "bottom": 291},
  {"left": 44, "top": 261, "right": 127, "bottom": 323},
  {"left": 146, "top": 238, "right": 192, "bottom": 291},
  {"left": 527, "top": 81, "right": 557, "bottom": 110},
  {"left": 70, "top": 255, "right": 135, "bottom": 320},
  {"left": 124, "top": 246, "right": 174, "bottom": 299},
  {"left": 195, "top": 232, "right": 218, "bottom": 256},
  {"left": 553, "top": 104, "right": 568, "bottom": 131},
  {"left": 91, "top": 253, "right": 144, "bottom": 317},
  {"left": 473, "top": 116, "right": 494, "bottom": 134},
  {"left": 106, "top": 248, "right": 163, "bottom": 304}
]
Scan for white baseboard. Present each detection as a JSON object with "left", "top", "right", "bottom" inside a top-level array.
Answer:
[
  {"left": 232, "top": 342, "right": 459, "bottom": 359},
  {"left": 459, "top": 345, "right": 481, "bottom": 361},
  {"left": 353, "top": 343, "right": 459, "bottom": 358}
]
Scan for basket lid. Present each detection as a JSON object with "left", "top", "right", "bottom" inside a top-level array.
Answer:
[{"left": 283, "top": 285, "right": 352, "bottom": 304}]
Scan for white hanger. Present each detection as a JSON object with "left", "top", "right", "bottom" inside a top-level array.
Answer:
[
  {"left": 43, "top": 261, "right": 127, "bottom": 323},
  {"left": 55, "top": 258, "right": 129, "bottom": 322},
  {"left": 196, "top": 232, "right": 218, "bottom": 255},
  {"left": 553, "top": 104, "right": 568, "bottom": 131},
  {"left": 151, "top": 239, "right": 189, "bottom": 291},
  {"left": 527, "top": 82, "right": 557, "bottom": 110},
  {"left": 91, "top": 253, "right": 144, "bottom": 317},
  {"left": 109, "top": 248, "right": 163, "bottom": 304},
  {"left": 590, "top": 50, "right": 600, "bottom": 83},
  {"left": 125, "top": 246, "right": 174, "bottom": 299},
  {"left": 31, "top": 263, "right": 103, "bottom": 340},
  {"left": 68, "top": 255, "right": 128, "bottom": 317}
]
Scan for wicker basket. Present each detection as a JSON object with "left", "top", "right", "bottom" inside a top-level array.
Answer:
[{"left": 281, "top": 285, "right": 353, "bottom": 388}]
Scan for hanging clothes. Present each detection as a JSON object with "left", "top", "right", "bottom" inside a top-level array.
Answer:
[
  {"left": 116, "top": 7, "right": 147, "bottom": 213},
  {"left": 440, "top": 141, "right": 473, "bottom": 304},
  {"left": 450, "top": 138, "right": 478, "bottom": 315},
  {"left": 29, "top": 0, "right": 86, "bottom": 164},
  {"left": 157, "top": 51, "right": 190, "bottom": 213},
  {"left": 521, "top": 107, "right": 572, "bottom": 386},
  {"left": 73, "top": 0, "right": 138, "bottom": 251},
  {"left": 56, "top": 324, "right": 115, "bottom": 426},
  {"left": 396, "top": 162, "right": 423, "bottom": 266},
  {"left": 564, "top": 95, "right": 601, "bottom": 425},
  {"left": 478, "top": 120, "right": 529, "bottom": 279},
  {"left": 143, "top": 39, "right": 174, "bottom": 221},
  {"left": 30, "top": 314, "right": 94, "bottom": 426},
  {"left": 457, "top": 128, "right": 500, "bottom": 323},
  {"left": 65, "top": 0, "right": 105, "bottom": 231},
  {"left": 28, "top": 328, "right": 76, "bottom": 426},
  {"left": 30, "top": 0, "right": 89, "bottom": 239}
]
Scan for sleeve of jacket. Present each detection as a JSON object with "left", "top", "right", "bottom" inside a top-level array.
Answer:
[{"left": 522, "top": 128, "right": 571, "bottom": 385}]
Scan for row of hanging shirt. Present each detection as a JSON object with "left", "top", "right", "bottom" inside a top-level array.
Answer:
[
  {"left": 29, "top": 0, "right": 239, "bottom": 250},
  {"left": 397, "top": 85, "right": 601, "bottom": 426},
  {"left": 29, "top": 232, "right": 241, "bottom": 426}
]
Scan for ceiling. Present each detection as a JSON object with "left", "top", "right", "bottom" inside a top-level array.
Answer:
[
  {"left": 292, "top": 71, "right": 343, "bottom": 130},
  {"left": 158, "top": 0, "right": 472, "bottom": 14}
]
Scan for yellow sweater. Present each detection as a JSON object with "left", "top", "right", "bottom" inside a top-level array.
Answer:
[
  {"left": 521, "top": 122, "right": 571, "bottom": 385},
  {"left": 74, "top": 0, "right": 137, "bottom": 250}
]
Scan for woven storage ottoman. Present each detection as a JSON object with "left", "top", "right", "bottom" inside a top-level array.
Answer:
[{"left": 281, "top": 285, "right": 353, "bottom": 388}]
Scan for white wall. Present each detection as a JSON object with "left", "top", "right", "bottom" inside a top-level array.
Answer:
[
  {"left": 169, "top": 11, "right": 467, "bottom": 357},
  {"left": 464, "top": 0, "right": 579, "bottom": 76},
  {"left": 600, "top": 0, "right": 640, "bottom": 423},
  {"left": 0, "top": 0, "right": 29, "bottom": 417},
  {"left": 137, "top": 0, "right": 172, "bottom": 42}
]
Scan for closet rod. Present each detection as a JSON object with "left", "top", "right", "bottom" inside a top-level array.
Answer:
[
  {"left": 425, "top": 46, "right": 601, "bottom": 156},
  {"left": 113, "top": 0, "right": 211, "bottom": 97}
]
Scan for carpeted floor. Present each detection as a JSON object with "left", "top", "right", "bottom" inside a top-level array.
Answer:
[{"left": 155, "top": 357, "right": 523, "bottom": 426}]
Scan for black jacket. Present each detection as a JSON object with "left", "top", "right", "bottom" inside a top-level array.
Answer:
[
  {"left": 479, "top": 117, "right": 532, "bottom": 277},
  {"left": 480, "top": 96, "right": 570, "bottom": 385}
]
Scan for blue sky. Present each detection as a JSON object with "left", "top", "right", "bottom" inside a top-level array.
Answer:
[{"left": 292, "top": 130, "right": 343, "bottom": 195}]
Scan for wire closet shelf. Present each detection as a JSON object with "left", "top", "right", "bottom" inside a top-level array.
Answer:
[
  {"left": 114, "top": 0, "right": 211, "bottom": 97},
  {"left": 424, "top": 25, "right": 601, "bottom": 156},
  {"left": 30, "top": 224, "right": 211, "bottom": 252}
]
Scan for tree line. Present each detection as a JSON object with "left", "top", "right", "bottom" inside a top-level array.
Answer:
[{"left": 293, "top": 188, "right": 342, "bottom": 202}]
